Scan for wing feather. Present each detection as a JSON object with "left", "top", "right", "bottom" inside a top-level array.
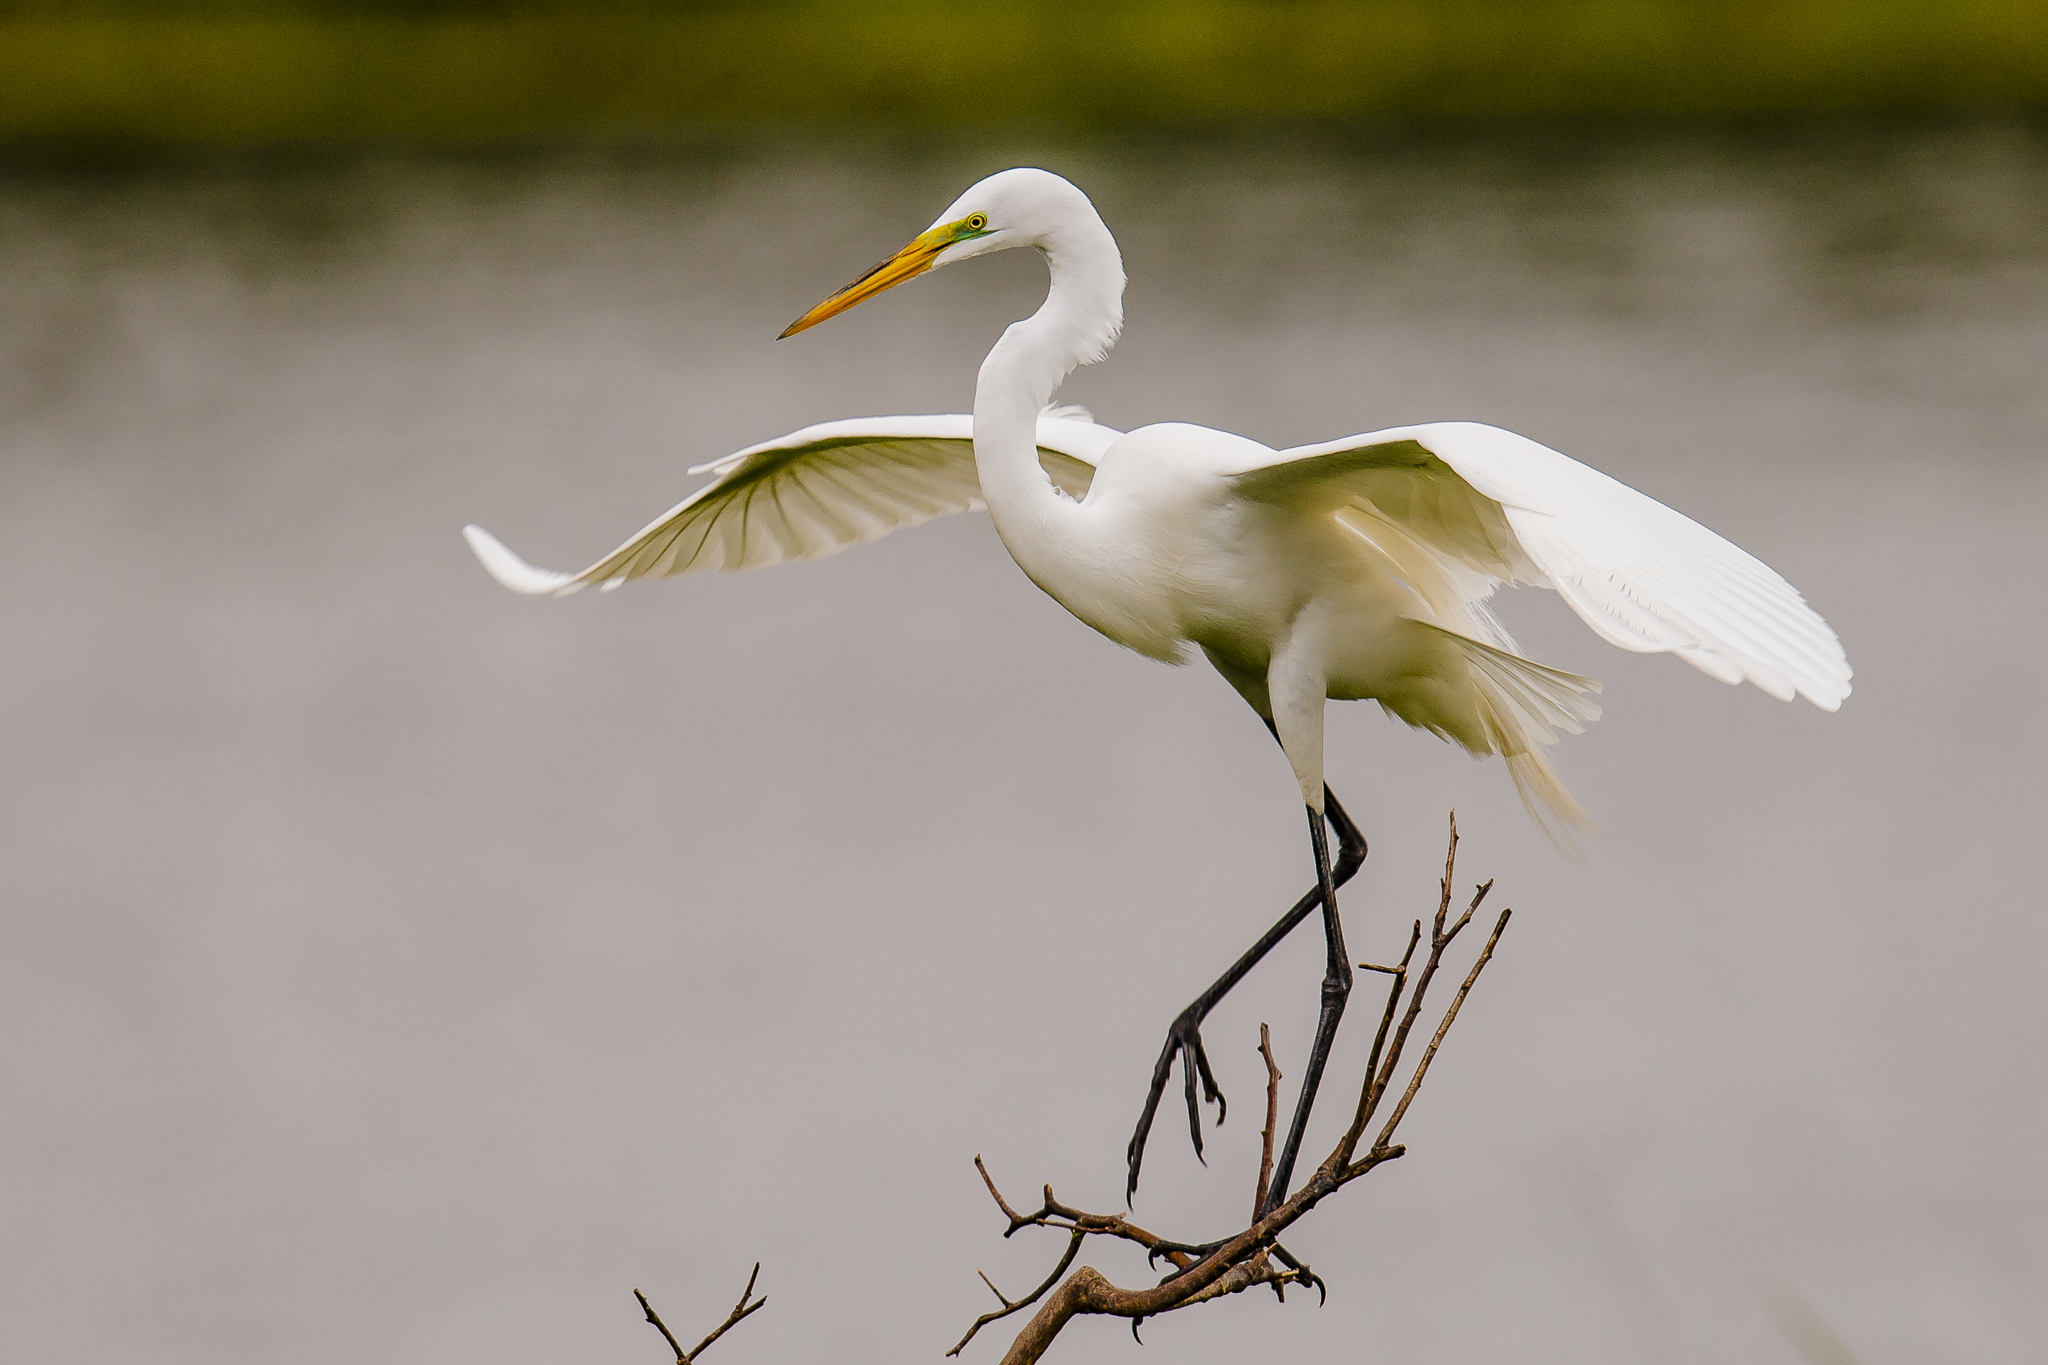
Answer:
[
  {"left": 806, "top": 453, "right": 915, "bottom": 535},
  {"left": 465, "top": 411, "right": 1120, "bottom": 596},
  {"left": 1231, "top": 421, "right": 1851, "bottom": 711},
  {"left": 780, "top": 462, "right": 863, "bottom": 545}
]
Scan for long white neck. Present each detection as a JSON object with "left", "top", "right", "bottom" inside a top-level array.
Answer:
[{"left": 972, "top": 211, "right": 1124, "bottom": 558}]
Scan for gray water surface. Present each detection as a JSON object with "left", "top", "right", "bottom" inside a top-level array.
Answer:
[{"left": 2, "top": 126, "right": 2044, "bottom": 1365}]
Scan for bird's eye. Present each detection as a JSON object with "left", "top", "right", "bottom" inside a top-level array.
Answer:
[{"left": 965, "top": 214, "right": 989, "bottom": 232}]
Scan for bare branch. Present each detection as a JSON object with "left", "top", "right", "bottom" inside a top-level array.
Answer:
[
  {"left": 972, "top": 1158, "right": 1194, "bottom": 1268},
  {"left": 635, "top": 1289, "right": 688, "bottom": 1363},
  {"left": 635, "top": 1264, "right": 765, "bottom": 1365},
  {"left": 1334, "top": 919, "right": 1421, "bottom": 1169},
  {"left": 1357, "top": 878, "right": 1492, "bottom": 1146},
  {"left": 1437, "top": 810, "right": 1460, "bottom": 929},
  {"left": 1252, "top": 1023, "right": 1281, "bottom": 1221},
  {"left": 949, "top": 1232, "right": 1085, "bottom": 1356},
  {"left": 974, "top": 1154, "right": 1035, "bottom": 1233},
  {"left": 950, "top": 812, "right": 1517, "bottom": 1364},
  {"left": 1370, "top": 907, "right": 1511, "bottom": 1157}
]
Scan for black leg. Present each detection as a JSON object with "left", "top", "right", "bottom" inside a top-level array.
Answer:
[
  {"left": 1125, "top": 778, "right": 1367, "bottom": 1203},
  {"left": 1258, "top": 804, "right": 1352, "bottom": 1217}
]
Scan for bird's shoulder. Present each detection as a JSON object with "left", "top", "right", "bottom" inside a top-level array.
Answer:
[{"left": 1097, "top": 421, "right": 1275, "bottom": 482}]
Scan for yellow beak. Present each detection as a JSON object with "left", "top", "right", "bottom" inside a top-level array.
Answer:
[{"left": 778, "top": 223, "right": 954, "bottom": 339}]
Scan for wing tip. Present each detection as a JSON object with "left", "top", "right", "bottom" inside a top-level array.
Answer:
[
  {"left": 1802, "top": 679, "right": 1850, "bottom": 713},
  {"left": 463, "top": 524, "right": 577, "bottom": 596},
  {"left": 1676, "top": 643, "right": 1853, "bottom": 713}
]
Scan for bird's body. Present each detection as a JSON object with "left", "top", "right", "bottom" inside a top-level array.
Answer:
[
  {"left": 972, "top": 410, "right": 1619, "bottom": 829},
  {"left": 995, "top": 420, "right": 1277, "bottom": 668},
  {"left": 464, "top": 167, "right": 1849, "bottom": 1205}
]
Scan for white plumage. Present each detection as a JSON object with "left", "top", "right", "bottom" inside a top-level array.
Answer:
[
  {"left": 464, "top": 410, "right": 1112, "bottom": 593},
  {"left": 465, "top": 166, "right": 1852, "bottom": 1206},
  {"left": 466, "top": 168, "right": 1850, "bottom": 838}
]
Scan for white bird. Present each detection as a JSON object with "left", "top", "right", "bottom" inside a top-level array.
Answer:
[{"left": 464, "top": 168, "right": 1849, "bottom": 1211}]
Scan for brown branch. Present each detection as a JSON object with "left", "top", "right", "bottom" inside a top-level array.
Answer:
[
  {"left": 975, "top": 1154, "right": 1036, "bottom": 1231},
  {"left": 1347, "top": 874, "right": 1492, "bottom": 1161},
  {"left": 1439, "top": 811, "right": 1460, "bottom": 924},
  {"left": 634, "top": 1264, "right": 765, "bottom": 1365},
  {"left": 948, "top": 1231, "right": 1085, "bottom": 1357},
  {"left": 1334, "top": 919, "right": 1422, "bottom": 1169},
  {"left": 951, "top": 812, "right": 1516, "bottom": 1365},
  {"left": 986, "top": 1190, "right": 1337, "bottom": 1365},
  {"left": 1371, "top": 907, "right": 1511, "bottom": 1155},
  {"left": 635, "top": 1290, "right": 688, "bottom": 1362},
  {"left": 1252, "top": 1022, "right": 1281, "bottom": 1221},
  {"left": 1326, "top": 816, "right": 1492, "bottom": 1175},
  {"left": 971, "top": 1157, "right": 1195, "bottom": 1268}
]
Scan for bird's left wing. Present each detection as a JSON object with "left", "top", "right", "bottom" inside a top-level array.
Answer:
[
  {"left": 1228, "top": 421, "right": 1851, "bottom": 710},
  {"left": 465, "top": 410, "right": 1119, "bottom": 596}
]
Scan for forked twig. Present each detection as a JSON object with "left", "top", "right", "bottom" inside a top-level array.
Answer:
[
  {"left": 1341, "top": 920, "right": 1421, "bottom": 1167},
  {"left": 951, "top": 1157, "right": 1212, "bottom": 1358},
  {"left": 949, "top": 1231, "right": 1086, "bottom": 1356},
  {"left": 1373, "top": 907, "right": 1510, "bottom": 1153},
  {"left": 635, "top": 1263, "right": 765, "bottom": 1365},
  {"left": 1331, "top": 813, "right": 1493, "bottom": 1173},
  {"left": 969, "top": 1155, "right": 1195, "bottom": 1264}
]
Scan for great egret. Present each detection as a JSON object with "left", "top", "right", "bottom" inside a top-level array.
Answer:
[{"left": 464, "top": 168, "right": 1850, "bottom": 1213}]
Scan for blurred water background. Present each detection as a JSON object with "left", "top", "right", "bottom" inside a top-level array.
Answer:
[{"left": 1, "top": 11, "right": 2046, "bottom": 1363}]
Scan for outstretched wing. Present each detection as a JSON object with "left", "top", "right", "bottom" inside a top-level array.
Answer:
[
  {"left": 465, "top": 409, "right": 1120, "bottom": 596},
  {"left": 1229, "top": 421, "right": 1851, "bottom": 711}
]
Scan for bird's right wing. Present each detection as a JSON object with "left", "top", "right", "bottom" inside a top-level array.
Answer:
[{"left": 464, "top": 409, "right": 1119, "bottom": 596}]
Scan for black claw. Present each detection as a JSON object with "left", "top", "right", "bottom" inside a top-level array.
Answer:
[
  {"left": 1270, "top": 1242, "right": 1327, "bottom": 1305},
  {"left": 1127, "top": 1008, "right": 1228, "bottom": 1201},
  {"left": 1191, "top": 1030, "right": 1226, "bottom": 1125},
  {"left": 1149, "top": 1238, "right": 1227, "bottom": 1279}
]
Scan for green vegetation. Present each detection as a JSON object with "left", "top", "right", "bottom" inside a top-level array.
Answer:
[{"left": 1, "top": 1, "right": 2045, "bottom": 145}]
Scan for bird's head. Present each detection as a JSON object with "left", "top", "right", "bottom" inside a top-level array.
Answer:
[{"left": 778, "top": 168, "right": 1105, "bottom": 339}]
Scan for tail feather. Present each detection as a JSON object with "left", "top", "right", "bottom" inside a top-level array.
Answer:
[
  {"left": 1418, "top": 622, "right": 1602, "bottom": 848},
  {"left": 1447, "top": 629, "right": 1604, "bottom": 744},
  {"left": 1506, "top": 747, "right": 1596, "bottom": 850}
]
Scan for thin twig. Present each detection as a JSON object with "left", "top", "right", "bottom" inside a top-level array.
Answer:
[
  {"left": 635, "top": 1290, "right": 688, "bottom": 1363},
  {"left": 1364, "top": 878, "right": 1491, "bottom": 1134},
  {"left": 948, "top": 1231, "right": 1085, "bottom": 1356},
  {"left": 1438, "top": 811, "right": 1460, "bottom": 918},
  {"left": 1333, "top": 821, "right": 1490, "bottom": 1175},
  {"left": 1443, "top": 880, "right": 1488, "bottom": 945},
  {"left": 975, "top": 1154, "right": 1034, "bottom": 1232},
  {"left": 972, "top": 1158, "right": 1191, "bottom": 1266},
  {"left": 1371, "top": 908, "right": 1511, "bottom": 1155},
  {"left": 1333, "top": 920, "right": 1421, "bottom": 1169},
  {"left": 635, "top": 1264, "right": 766, "bottom": 1365},
  {"left": 1252, "top": 1023, "right": 1282, "bottom": 1221}
]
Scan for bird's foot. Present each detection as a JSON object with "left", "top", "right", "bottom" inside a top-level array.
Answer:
[
  {"left": 1125, "top": 1004, "right": 1225, "bottom": 1203},
  {"left": 1267, "top": 1241, "right": 1326, "bottom": 1304},
  {"left": 1147, "top": 1238, "right": 1324, "bottom": 1303},
  {"left": 1147, "top": 1235, "right": 1227, "bottom": 1271}
]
